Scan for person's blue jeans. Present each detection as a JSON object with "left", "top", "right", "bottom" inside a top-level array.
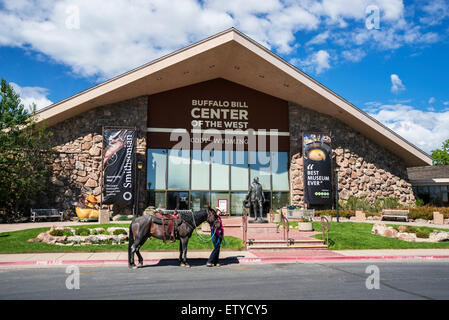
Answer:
[{"left": 208, "top": 234, "right": 221, "bottom": 265}]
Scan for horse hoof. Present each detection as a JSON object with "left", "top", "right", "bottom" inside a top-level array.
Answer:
[
  {"left": 128, "top": 264, "right": 137, "bottom": 269},
  {"left": 180, "top": 262, "right": 186, "bottom": 267},
  {"left": 184, "top": 264, "right": 191, "bottom": 268},
  {"left": 137, "top": 263, "right": 143, "bottom": 268}
]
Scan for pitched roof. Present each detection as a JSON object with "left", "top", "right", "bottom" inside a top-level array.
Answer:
[{"left": 36, "top": 28, "right": 432, "bottom": 166}]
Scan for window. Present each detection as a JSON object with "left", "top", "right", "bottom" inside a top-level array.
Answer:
[
  {"left": 147, "top": 149, "right": 167, "bottom": 190},
  {"left": 146, "top": 148, "right": 291, "bottom": 215},
  {"left": 167, "top": 191, "right": 189, "bottom": 210},
  {"left": 272, "top": 192, "right": 289, "bottom": 210},
  {"left": 191, "top": 150, "right": 210, "bottom": 190},
  {"left": 167, "top": 149, "right": 190, "bottom": 189},
  {"left": 271, "top": 152, "right": 289, "bottom": 191},
  {"left": 146, "top": 190, "right": 166, "bottom": 209},
  {"left": 190, "top": 192, "right": 210, "bottom": 211},
  {"left": 230, "top": 192, "right": 247, "bottom": 216},
  {"left": 211, "top": 192, "right": 229, "bottom": 213},
  {"left": 231, "top": 151, "right": 248, "bottom": 190},
  {"left": 249, "top": 151, "right": 271, "bottom": 190},
  {"left": 211, "top": 150, "right": 229, "bottom": 190}
]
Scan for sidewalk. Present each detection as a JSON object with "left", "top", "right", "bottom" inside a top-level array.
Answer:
[{"left": 2, "top": 249, "right": 449, "bottom": 268}]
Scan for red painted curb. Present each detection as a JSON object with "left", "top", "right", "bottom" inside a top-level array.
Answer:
[{"left": 1, "top": 255, "right": 449, "bottom": 267}]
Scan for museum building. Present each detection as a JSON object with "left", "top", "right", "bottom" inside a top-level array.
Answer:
[{"left": 34, "top": 28, "right": 432, "bottom": 216}]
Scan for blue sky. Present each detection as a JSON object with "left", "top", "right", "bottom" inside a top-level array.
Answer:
[{"left": 1, "top": 0, "right": 448, "bottom": 154}]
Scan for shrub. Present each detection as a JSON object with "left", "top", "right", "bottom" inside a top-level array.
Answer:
[
  {"left": 63, "top": 229, "right": 73, "bottom": 237},
  {"left": 416, "top": 231, "right": 430, "bottom": 239},
  {"left": 342, "top": 195, "right": 375, "bottom": 212},
  {"left": 415, "top": 198, "right": 425, "bottom": 207},
  {"left": 75, "top": 228, "right": 91, "bottom": 236},
  {"left": 49, "top": 229, "right": 64, "bottom": 236},
  {"left": 117, "top": 215, "right": 133, "bottom": 221},
  {"left": 404, "top": 226, "right": 416, "bottom": 233},
  {"left": 113, "top": 229, "right": 127, "bottom": 235},
  {"left": 316, "top": 210, "right": 356, "bottom": 218}
]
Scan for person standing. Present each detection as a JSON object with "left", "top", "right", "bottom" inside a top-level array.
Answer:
[{"left": 207, "top": 207, "right": 224, "bottom": 267}]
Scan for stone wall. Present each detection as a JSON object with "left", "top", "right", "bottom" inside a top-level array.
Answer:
[
  {"left": 36, "top": 96, "right": 148, "bottom": 216},
  {"left": 288, "top": 102, "right": 415, "bottom": 207}
]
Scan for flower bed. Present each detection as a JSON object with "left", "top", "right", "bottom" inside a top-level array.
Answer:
[
  {"left": 28, "top": 226, "right": 129, "bottom": 246},
  {"left": 371, "top": 223, "right": 449, "bottom": 243}
]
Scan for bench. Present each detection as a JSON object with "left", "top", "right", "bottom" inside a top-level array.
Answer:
[
  {"left": 30, "top": 209, "right": 64, "bottom": 222},
  {"left": 381, "top": 209, "right": 409, "bottom": 222}
]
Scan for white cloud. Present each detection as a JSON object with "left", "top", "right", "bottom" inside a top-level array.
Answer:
[
  {"left": 390, "top": 74, "right": 405, "bottom": 93},
  {"left": 341, "top": 48, "right": 366, "bottom": 62},
  {"left": 367, "top": 103, "right": 449, "bottom": 153},
  {"left": 10, "top": 82, "right": 53, "bottom": 111},
  {"left": 419, "top": 0, "right": 449, "bottom": 26},
  {"left": 428, "top": 97, "right": 436, "bottom": 104},
  {"left": 0, "top": 0, "right": 443, "bottom": 80},
  {"left": 444, "top": 101, "right": 449, "bottom": 106},
  {"left": 300, "top": 50, "right": 331, "bottom": 74}
]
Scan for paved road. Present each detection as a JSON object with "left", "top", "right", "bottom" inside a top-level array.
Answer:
[{"left": 1, "top": 260, "right": 449, "bottom": 300}]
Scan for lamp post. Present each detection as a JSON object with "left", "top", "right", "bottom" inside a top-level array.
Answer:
[
  {"left": 335, "top": 165, "right": 340, "bottom": 223},
  {"left": 135, "top": 160, "right": 144, "bottom": 217}
]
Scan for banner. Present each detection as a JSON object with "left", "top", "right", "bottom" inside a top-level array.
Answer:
[
  {"left": 303, "top": 132, "right": 332, "bottom": 205},
  {"left": 102, "top": 128, "right": 136, "bottom": 205}
]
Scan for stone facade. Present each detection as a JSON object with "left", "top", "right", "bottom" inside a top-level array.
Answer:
[
  {"left": 288, "top": 102, "right": 415, "bottom": 207},
  {"left": 36, "top": 96, "right": 416, "bottom": 216},
  {"left": 38, "top": 96, "right": 148, "bottom": 216}
]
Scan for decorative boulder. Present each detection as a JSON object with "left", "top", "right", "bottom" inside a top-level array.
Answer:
[
  {"left": 384, "top": 228, "right": 398, "bottom": 238},
  {"left": 397, "top": 232, "right": 416, "bottom": 242},
  {"left": 429, "top": 230, "right": 449, "bottom": 242},
  {"left": 371, "top": 223, "right": 387, "bottom": 236}
]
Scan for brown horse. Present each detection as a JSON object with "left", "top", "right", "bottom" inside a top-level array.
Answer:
[{"left": 128, "top": 207, "right": 218, "bottom": 269}]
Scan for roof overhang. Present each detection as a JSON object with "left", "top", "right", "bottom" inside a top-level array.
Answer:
[{"left": 36, "top": 28, "right": 432, "bottom": 167}]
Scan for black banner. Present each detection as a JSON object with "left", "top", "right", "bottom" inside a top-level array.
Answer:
[
  {"left": 102, "top": 128, "right": 136, "bottom": 205},
  {"left": 303, "top": 132, "right": 332, "bottom": 205}
]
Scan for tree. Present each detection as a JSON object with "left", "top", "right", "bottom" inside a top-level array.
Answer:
[
  {"left": 0, "top": 78, "right": 52, "bottom": 221},
  {"left": 431, "top": 139, "right": 449, "bottom": 166}
]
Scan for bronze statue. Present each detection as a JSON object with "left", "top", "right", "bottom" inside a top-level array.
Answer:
[{"left": 244, "top": 177, "right": 266, "bottom": 223}]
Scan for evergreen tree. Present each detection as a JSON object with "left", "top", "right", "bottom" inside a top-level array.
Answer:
[{"left": 0, "top": 78, "right": 52, "bottom": 221}]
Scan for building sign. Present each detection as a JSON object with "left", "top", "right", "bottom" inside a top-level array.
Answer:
[
  {"left": 303, "top": 132, "right": 332, "bottom": 205},
  {"left": 102, "top": 128, "right": 136, "bottom": 205},
  {"left": 147, "top": 78, "right": 290, "bottom": 151}
]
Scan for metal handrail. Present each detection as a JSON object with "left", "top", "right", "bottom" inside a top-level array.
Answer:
[
  {"left": 320, "top": 216, "right": 330, "bottom": 247},
  {"left": 242, "top": 208, "right": 248, "bottom": 249},
  {"left": 280, "top": 210, "right": 289, "bottom": 241}
]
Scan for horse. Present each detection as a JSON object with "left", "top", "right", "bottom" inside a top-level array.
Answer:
[{"left": 128, "top": 207, "right": 218, "bottom": 269}]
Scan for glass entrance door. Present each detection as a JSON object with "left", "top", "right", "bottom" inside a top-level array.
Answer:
[{"left": 167, "top": 191, "right": 189, "bottom": 210}]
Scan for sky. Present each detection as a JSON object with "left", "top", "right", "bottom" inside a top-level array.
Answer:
[{"left": 1, "top": 0, "right": 448, "bottom": 155}]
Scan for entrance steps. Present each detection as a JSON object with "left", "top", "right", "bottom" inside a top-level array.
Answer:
[
  {"left": 246, "top": 239, "right": 328, "bottom": 250},
  {"left": 221, "top": 216, "right": 330, "bottom": 252}
]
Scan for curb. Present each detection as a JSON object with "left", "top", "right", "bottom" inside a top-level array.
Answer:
[{"left": 2, "top": 255, "right": 449, "bottom": 267}]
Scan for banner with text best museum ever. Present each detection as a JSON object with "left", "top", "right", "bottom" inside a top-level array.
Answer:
[
  {"left": 303, "top": 132, "right": 333, "bottom": 205},
  {"left": 102, "top": 128, "right": 136, "bottom": 205}
]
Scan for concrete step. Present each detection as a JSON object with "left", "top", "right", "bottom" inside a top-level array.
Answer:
[
  {"left": 246, "top": 239, "right": 324, "bottom": 244},
  {"left": 246, "top": 238, "right": 328, "bottom": 250}
]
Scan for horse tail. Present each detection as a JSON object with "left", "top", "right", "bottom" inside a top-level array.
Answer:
[
  {"left": 128, "top": 221, "right": 134, "bottom": 249},
  {"left": 128, "top": 221, "right": 134, "bottom": 265}
]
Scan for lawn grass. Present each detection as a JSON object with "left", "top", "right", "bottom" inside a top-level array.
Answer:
[
  {"left": 312, "top": 222, "right": 449, "bottom": 250},
  {"left": 0, "top": 224, "right": 244, "bottom": 253}
]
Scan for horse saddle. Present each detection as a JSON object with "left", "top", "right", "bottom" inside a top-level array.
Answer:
[{"left": 150, "top": 210, "right": 182, "bottom": 243}]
